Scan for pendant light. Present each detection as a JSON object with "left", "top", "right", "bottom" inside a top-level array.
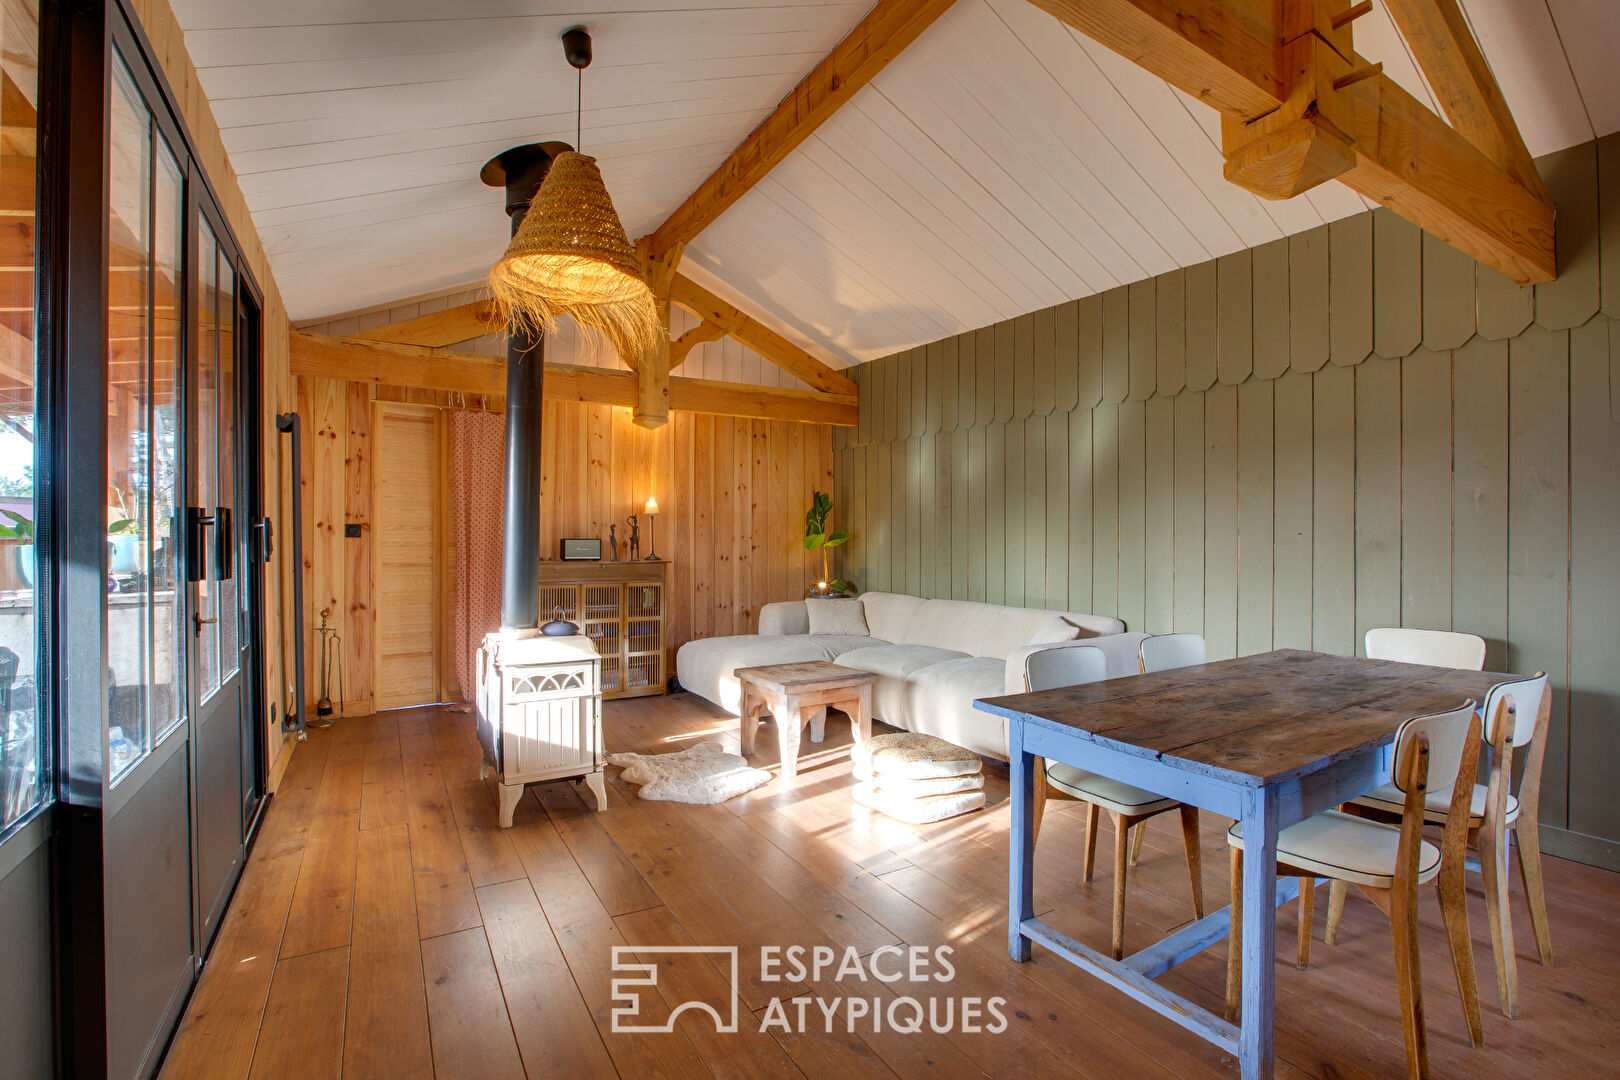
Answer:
[{"left": 488, "top": 27, "right": 660, "bottom": 364}]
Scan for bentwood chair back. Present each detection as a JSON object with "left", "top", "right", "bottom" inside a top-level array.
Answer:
[
  {"left": 1138, "top": 633, "right": 1207, "bottom": 674},
  {"left": 1366, "top": 627, "right": 1486, "bottom": 670},
  {"left": 1025, "top": 643, "right": 1109, "bottom": 693}
]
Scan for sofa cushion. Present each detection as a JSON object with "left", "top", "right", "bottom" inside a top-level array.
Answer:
[
  {"left": 1028, "top": 615, "right": 1082, "bottom": 646},
  {"left": 904, "top": 656, "right": 1010, "bottom": 760},
  {"left": 836, "top": 644, "right": 970, "bottom": 681},
  {"left": 896, "top": 599, "right": 1116, "bottom": 661},
  {"left": 758, "top": 601, "right": 809, "bottom": 635},
  {"left": 859, "top": 593, "right": 929, "bottom": 643},
  {"left": 806, "top": 597, "right": 869, "bottom": 636}
]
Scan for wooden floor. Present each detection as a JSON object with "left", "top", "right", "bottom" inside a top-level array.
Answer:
[{"left": 160, "top": 695, "right": 1620, "bottom": 1080}]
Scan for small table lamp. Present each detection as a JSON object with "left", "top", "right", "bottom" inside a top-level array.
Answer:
[{"left": 643, "top": 496, "right": 660, "bottom": 561}]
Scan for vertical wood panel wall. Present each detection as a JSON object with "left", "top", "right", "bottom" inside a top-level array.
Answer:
[
  {"left": 293, "top": 374, "right": 832, "bottom": 717},
  {"left": 835, "top": 133, "right": 1620, "bottom": 865}
]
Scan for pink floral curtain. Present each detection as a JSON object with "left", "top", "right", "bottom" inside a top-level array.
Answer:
[{"left": 450, "top": 409, "right": 505, "bottom": 703}]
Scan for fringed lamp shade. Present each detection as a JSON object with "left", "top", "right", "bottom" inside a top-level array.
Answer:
[{"left": 488, "top": 150, "right": 661, "bottom": 363}]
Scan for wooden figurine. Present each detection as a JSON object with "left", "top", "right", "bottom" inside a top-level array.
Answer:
[
  {"left": 626, "top": 513, "right": 641, "bottom": 560},
  {"left": 608, "top": 523, "right": 619, "bottom": 561}
]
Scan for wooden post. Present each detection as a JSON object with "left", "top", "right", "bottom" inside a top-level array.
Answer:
[{"left": 635, "top": 238, "right": 684, "bottom": 430}]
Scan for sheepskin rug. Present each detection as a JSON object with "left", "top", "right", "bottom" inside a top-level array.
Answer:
[{"left": 607, "top": 740, "right": 773, "bottom": 804}]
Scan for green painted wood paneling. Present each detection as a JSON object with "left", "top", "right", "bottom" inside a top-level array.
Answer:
[
  {"left": 1329, "top": 215, "right": 1373, "bottom": 366},
  {"left": 1508, "top": 325, "right": 1571, "bottom": 828},
  {"left": 1023, "top": 418, "right": 1046, "bottom": 606},
  {"left": 976, "top": 326, "right": 997, "bottom": 428},
  {"left": 1311, "top": 363, "right": 1355, "bottom": 656},
  {"left": 884, "top": 353, "right": 902, "bottom": 442},
  {"left": 1045, "top": 414, "right": 1069, "bottom": 610},
  {"left": 940, "top": 336, "right": 959, "bottom": 432},
  {"left": 1129, "top": 279, "right": 1157, "bottom": 401},
  {"left": 1289, "top": 227, "right": 1330, "bottom": 372},
  {"left": 1218, "top": 249, "right": 1254, "bottom": 384},
  {"left": 1568, "top": 317, "right": 1620, "bottom": 839},
  {"left": 1172, "top": 391, "right": 1204, "bottom": 637},
  {"left": 1118, "top": 400, "right": 1147, "bottom": 632},
  {"left": 1077, "top": 294, "right": 1104, "bottom": 408},
  {"left": 1054, "top": 300, "right": 1080, "bottom": 413},
  {"left": 869, "top": 439, "right": 890, "bottom": 594},
  {"left": 1144, "top": 396, "right": 1174, "bottom": 634},
  {"left": 1157, "top": 268, "right": 1187, "bottom": 396},
  {"left": 1102, "top": 287, "right": 1130, "bottom": 403},
  {"left": 1536, "top": 142, "right": 1602, "bottom": 330},
  {"left": 956, "top": 333, "right": 975, "bottom": 430},
  {"left": 1252, "top": 237, "right": 1291, "bottom": 380},
  {"left": 1373, "top": 210, "right": 1423, "bottom": 359},
  {"left": 1033, "top": 306, "right": 1057, "bottom": 417},
  {"left": 1236, "top": 378, "right": 1274, "bottom": 656},
  {"left": 910, "top": 347, "right": 928, "bottom": 437},
  {"left": 1421, "top": 231, "right": 1476, "bottom": 350},
  {"left": 995, "top": 320, "right": 1017, "bottom": 423},
  {"left": 905, "top": 436, "right": 923, "bottom": 596},
  {"left": 1092, "top": 403, "right": 1120, "bottom": 620},
  {"left": 1272, "top": 370, "right": 1313, "bottom": 650},
  {"left": 1452, "top": 336, "right": 1509, "bottom": 666},
  {"left": 1013, "top": 313, "right": 1036, "bottom": 419},
  {"left": 935, "top": 434, "right": 953, "bottom": 596},
  {"left": 1003, "top": 417, "right": 1027, "bottom": 607},
  {"left": 985, "top": 422, "right": 1006, "bottom": 605},
  {"left": 950, "top": 429, "right": 969, "bottom": 599},
  {"left": 926, "top": 341, "right": 945, "bottom": 434},
  {"left": 891, "top": 435, "right": 908, "bottom": 593},
  {"left": 1067, "top": 407, "right": 1094, "bottom": 615},
  {"left": 1354, "top": 356, "right": 1402, "bottom": 650},
  {"left": 1400, "top": 348, "right": 1453, "bottom": 630},
  {"left": 917, "top": 432, "right": 935, "bottom": 598},
  {"left": 1185, "top": 260, "right": 1219, "bottom": 390},
  {"left": 968, "top": 425, "right": 987, "bottom": 602},
  {"left": 1476, "top": 266, "right": 1536, "bottom": 341},
  {"left": 854, "top": 362, "right": 871, "bottom": 446},
  {"left": 1203, "top": 384, "right": 1239, "bottom": 658}
]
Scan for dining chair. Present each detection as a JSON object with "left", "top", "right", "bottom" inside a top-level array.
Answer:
[
  {"left": 1331, "top": 673, "right": 1552, "bottom": 1019},
  {"left": 1125, "top": 634, "right": 1210, "bottom": 865},
  {"left": 1226, "top": 701, "right": 1485, "bottom": 1078},
  {"left": 1365, "top": 626, "right": 1487, "bottom": 670},
  {"left": 1026, "top": 642, "right": 1204, "bottom": 960}
]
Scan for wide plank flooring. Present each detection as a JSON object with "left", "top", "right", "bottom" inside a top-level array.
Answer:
[{"left": 161, "top": 696, "right": 1620, "bottom": 1079}]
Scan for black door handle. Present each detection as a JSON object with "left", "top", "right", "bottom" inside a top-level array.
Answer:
[
  {"left": 186, "top": 506, "right": 215, "bottom": 582},
  {"left": 215, "top": 507, "right": 233, "bottom": 580}
]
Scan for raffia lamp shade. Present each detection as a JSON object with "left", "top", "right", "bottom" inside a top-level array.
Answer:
[{"left": 488, "top": 150, "right": 661, "bottom": 363}]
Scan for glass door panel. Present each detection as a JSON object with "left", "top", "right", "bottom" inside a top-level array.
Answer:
[
  {"left": 153, "top": 145, "right": 183, "bottom": 740},
  {"left": 194, "top": 224, "right": 219, "bottom": 702}
]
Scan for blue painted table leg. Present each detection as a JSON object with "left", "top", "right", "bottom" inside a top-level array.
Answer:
[
  {"left": 1239, "top": 784, "right": 1282, "bottom": 1080},
  {"left": 1009, "top": 720, "right": 1034, "bottom": 962}
]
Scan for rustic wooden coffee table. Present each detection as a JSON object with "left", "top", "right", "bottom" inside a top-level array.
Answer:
[{"left": 735, "top": 661, "right": 875, "bottom": 780}]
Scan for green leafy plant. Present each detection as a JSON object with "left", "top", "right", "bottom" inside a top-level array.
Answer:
[
  {"left": 107, "top": 519, "right": 139, "bottom": 535},
  {"left": 802, "top": 490, "right": 854, "bottom": 595},
  {"left": 0, "top": 508, "right": 33, "bottom": 540}
]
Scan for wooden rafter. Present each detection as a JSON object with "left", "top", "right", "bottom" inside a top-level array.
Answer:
[
  {"left": 350, "top": 298, "right": 500, "bottom": 347},
  {"left": 288, "top": 331, "right": 856, "bottom": 426},
  {"left": 1028, "top": 0, "right": 1556, "bottom": 284},
  {"left": 669, "top": 321, "right": 728, "bottom": 369},
  {"left": 645, "top": 0, "right": 959, "bottom": 261},
  {"left": 668, "top": 273, "right": 858, "bottom": 396}
]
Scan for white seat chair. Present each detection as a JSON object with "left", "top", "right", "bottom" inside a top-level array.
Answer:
[
  {"left": 1026, "top": 640, "right": 1205, "bottom": 960},
  {"left": 1365, "top": 626, "right": 1487, "bottom": 670},
  {"left": 1333, "top": 673, "right": 1552, "bottom": 1019},
  {"left": 1227, "top": 702, "right": 1486, "bottom": 1078},
  {"left": 1123, "top": 634, "right": 1209, "bottom": 865}
]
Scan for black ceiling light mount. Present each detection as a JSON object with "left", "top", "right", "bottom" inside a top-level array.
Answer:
[{"left": 561, "top": 25, "right": 592, "bottom": 70}]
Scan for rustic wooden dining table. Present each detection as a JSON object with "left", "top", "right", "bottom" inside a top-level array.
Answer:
[{"left": 974, "top": 648, "right": 1520, "bottom": 1080}]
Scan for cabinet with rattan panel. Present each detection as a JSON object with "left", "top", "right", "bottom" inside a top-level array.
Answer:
[{"left": 537, "top": 561, "right": 668, "bottom": 699}]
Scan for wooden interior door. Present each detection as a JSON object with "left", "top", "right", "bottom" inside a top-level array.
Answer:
[{"left": 372, "top": 403, "right": 442, "bottom": 709}]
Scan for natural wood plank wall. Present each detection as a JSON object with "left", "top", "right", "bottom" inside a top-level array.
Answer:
[
  {"left": 836, "top": 132, "right": 1620, "bottom": 867},
  {"left": 294, "top": 375, "right": 832, "bottom": 716}
]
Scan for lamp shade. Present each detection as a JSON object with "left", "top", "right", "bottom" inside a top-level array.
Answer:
[
  {"left": 643, "top": 496, "right": 659, "bottom": 515},
  {"left": 489, "top": 150, "right": 661, "bottom": 363}
]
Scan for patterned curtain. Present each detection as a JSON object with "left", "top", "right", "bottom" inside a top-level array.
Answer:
[{"left": 450, "top": 409, "right": 505, "bottom": 703}]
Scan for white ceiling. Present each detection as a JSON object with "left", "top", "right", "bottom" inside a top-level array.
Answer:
[{"left": 173, "top": 0, "right": 1620, "bottom": 366}]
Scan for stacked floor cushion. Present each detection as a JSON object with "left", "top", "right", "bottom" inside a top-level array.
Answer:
[{"left": 851, "top": 732, "right": 986, "bottom": 823}]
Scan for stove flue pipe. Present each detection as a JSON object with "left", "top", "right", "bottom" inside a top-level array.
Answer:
[{"left": 481, "top": 141, "right": 573, "bottom": 631}]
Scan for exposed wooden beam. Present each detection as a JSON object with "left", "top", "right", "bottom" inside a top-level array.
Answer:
[
  {"left": 669, "top": 321, "right": 728, "bottom": 369},
  {"left": 645, "top": 0, "right": 959, "bottom": 260},
  {"left": 633, "top": 239, "right": 685, "bottom": 429},
  {"left": 350, "top": 299, "right": 500, "bottom": 348},
  {"left": 1030, "top": 0, "right": 1556, "bottom": 284},
  {"left": 668, "top": 273, "right": 858, "bottom": 396},
  {"left": 1380, "top": 0, "right": 1549, "bottom": 203},
  {"left": 288, "top": 331, "right": 855, "bottom": 426}
]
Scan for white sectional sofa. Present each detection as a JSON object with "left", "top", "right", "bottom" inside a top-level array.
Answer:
[{"left": 675, "top": 592, "right": 1145, "bottom": 760}]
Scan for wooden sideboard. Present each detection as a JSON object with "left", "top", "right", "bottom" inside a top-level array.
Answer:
[{"left": 537, "top": 560, "right": 668, "bottom": 699}]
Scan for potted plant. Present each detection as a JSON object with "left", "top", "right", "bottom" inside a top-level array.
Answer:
[
  {"left": 802, "top": 490, "right": 855, "bottom": 596},
  {"left": 0, "top": 509, "right": 33, "bottom": 587}
]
